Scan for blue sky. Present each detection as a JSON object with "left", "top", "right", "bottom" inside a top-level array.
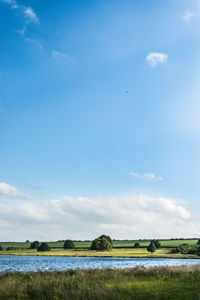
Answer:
[{"left": 0, "top": 0, "right": 200, "bottom": 240}]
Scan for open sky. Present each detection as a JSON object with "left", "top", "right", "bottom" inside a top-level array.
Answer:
[{"left": 0, "top": 0, "right": 200, "bottom": 241}]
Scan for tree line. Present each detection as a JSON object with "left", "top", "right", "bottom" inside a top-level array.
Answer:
[{"left": 1, "top": 238, "right": 200, "bottom": 254}]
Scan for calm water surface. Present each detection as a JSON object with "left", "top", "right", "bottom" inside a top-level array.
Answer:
[{"left": 0, "top": 256, "right": 200, "bottom": 272}]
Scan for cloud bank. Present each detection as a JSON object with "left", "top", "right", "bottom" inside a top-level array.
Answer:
[{"left": 0, "top": 182, "right": 199, "bottom": 241}]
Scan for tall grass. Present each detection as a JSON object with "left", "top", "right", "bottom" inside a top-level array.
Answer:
[{"left": 0, "top": 266, "right": 200, "bottom": 299}]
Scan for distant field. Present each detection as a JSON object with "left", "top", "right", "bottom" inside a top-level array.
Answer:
[
  {"left": 1, "top": 266, "right": 200, "bottom": 299},
  {"left": 0, "top": 239, "right": 199, "bottom": 250}
]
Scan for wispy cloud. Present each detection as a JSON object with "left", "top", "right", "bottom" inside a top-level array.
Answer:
[
  {"left": 146, "top": 52, "right": 168, "bottom": 67},
  {"left": 129, "top": 171, "right": 164, "bottom": 182},
  {"left": 24, "top": 7, "right": 39, "bottom": 24},
  {"left": 183, "top": 10, "right": 195, "bottom": 22},
  {"left": 0, "top": 182, "right": 29, "bottom": 199},
  {"left": 1, "top": 0, "right": 39, "bottom": 24},
  {"left": 25, "top": 37, "right": 43, "bottom": 50},
  {"left": 52, "top": 51, "right": 68, "bottom": 59}
]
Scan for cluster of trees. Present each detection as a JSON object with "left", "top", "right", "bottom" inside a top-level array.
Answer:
[
  {"left": 29, "top": 240, "right": 76, "bottom": 251},
  {"left": 0, "top": 246, "right": 19, "bottom": 251},
  {"left": 171, "top": 241, "right": 200, "bottom": 256},
  {"left": 30, "top": 241, "right": 51, "bottom": 252},
  {"left": 6, "top": 247, "right": 18, "bottom": 251},
  {"left": 37, "top": 243, "right": 51, "bottom": 252},
  {"left": 91, "top": 235, "right": 113, "bottom": 251}
]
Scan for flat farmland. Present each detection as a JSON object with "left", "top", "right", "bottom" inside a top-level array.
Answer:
[{"left": 0, "top": 239, "right": 198, "bottom": 250}]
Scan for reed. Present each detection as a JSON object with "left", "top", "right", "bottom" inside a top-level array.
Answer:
[{"left": 0, "top": 266, "right": 200, "bottom": 299}]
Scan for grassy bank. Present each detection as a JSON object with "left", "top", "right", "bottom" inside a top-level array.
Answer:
[
  {"left": 0, "top": 248, "right": 199, "bottom": 259},
  {"left": 0, "top": 266, "right": 200, "bottom": 299}
]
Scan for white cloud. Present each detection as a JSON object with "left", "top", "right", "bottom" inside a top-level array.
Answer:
[
  {"left": 146, "top": 52, "right": 168, "bottom": 67},
  {"left": 129, "top": 171, "right": 163, "bottom": 182},
  {"left": 0, "top": 182, "right": 28, "bottom": 199},
  {"left": 24, "top": 7, "right": 39, "bottom": 24},
  {"left": 52, "top": 51, "right": 68, "bottom": 59},
  {"left": 1, "top": 0, "right": 39, "bottom": 23},
  {"left": 183, "top": 10, "right": 195, "bottom": 22},
  {"left": 0, "top": 183, "right": 197, "bottom": 241}
]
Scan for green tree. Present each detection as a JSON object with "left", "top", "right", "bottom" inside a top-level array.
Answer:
[
  {"left": 177, "top": 243, "right": 191, "bottom": 254},
  {"left": 91, "top": 238, "right": 101, "bottom": 250},
  {"left": 37, "top": 242, "right": 51, "bottom": 252},
  {"left": 197, "top": 239, "right": 200, "bottom": 245},
  {"left": 151, "top": 240, "right": 161, "bottom": 249},
  {"left": 0, "top": 245, "right": 3, "bottom": 251},
  {"left": 64, "top": 240, "right": 75, "bottom": 249},
  {"left": 134, "top": 242, "right": 140, "bottom": 248},
  {"left": 30, "top": 241, "right": 40, "bottom": 249},
  {"left": 99, "top": 238, "right": 112, "bottom": 251},
  {"left": 147, "top": 242, "right": 156, "bottom": 253},
  {"left": 98, "top": 235, "right": 112, "bottom": 245},
  {"left": 171, "top": 243, "right": 191, "bottom": 255},
  {"left": 91, "top": 236, "right": 112, "bottom": 251}
]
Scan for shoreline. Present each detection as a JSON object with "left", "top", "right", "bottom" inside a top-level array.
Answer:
[{"left": 0, "top": 252, "right": 200, "bottom": 260}]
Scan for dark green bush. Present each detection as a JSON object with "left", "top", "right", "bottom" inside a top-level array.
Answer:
[
  {"left": 147, "top": 242, "right": 156, "bottom": 253},
  {"left": 172, "top": 243, "right": 193, "bottom": 255},
  {"left": 6, "top": 247, "right": 17, "bottom": 251},
  {"left": 64, "top": 240, "right": 75, "bottom": 249},
  {"left": 133, "top": 242, "right": 140, "bottom": 248},
  {"left": 0, "top": 245, "right": 3, "bottom": 251},
  {"left": 91, "top": 238, "right": 101, "bottom": 250},
  {"left": 30, "top": 241, "right": 40, "bottom": 249},
  {"left": 171, "top": 248, "right": 180, "bottom": 254},
  {"left": 37, "top": 242, "right": 51, "bottom": 252},
  {"left": 151, "top": 240, "right": 161, "bottom": 249}
]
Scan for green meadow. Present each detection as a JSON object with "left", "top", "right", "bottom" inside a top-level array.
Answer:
[
  {"left": 1, "top": 266, "right": 200, "bottom": 300},
  {"left": 1, "top": 239, "right": 199, "bottom": 249},
  {"left": 0, "top": 239, "right": 199, "bottom": 258}
]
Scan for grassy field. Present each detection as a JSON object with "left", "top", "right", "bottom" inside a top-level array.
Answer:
[
  {"left": 0, "top": 239, "right": 199, "bottom": 258},
  {"left": 0, "top": 266, "right": 200, "bottom": 299},
  {"left": 0, "top": 247, "right": 199, "bottom": 259},
  {"left": 1, "top": 239, "right": 199, "bottom": 249}
]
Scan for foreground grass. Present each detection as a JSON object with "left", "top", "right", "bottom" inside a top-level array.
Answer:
[
  {"left": 0, "top": 248, "right": 199, "bottom": 259},
  {"left": 0, "top": 266, "right": 200, "bottom": 299}
]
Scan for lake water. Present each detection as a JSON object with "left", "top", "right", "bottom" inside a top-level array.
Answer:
[{"left": 0, "top": 255, "right": 200, "bottom": 272}]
